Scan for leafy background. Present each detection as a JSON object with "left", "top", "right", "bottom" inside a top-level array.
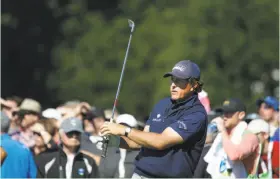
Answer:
[{"left": 2, "top": 0, "right": 278, "bottom": 121}]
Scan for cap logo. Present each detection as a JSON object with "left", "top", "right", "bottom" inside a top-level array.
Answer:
[
  {"left": 173, "top": 65, "right": 186, "bottom": 72},
  {"left": 178, "top": 121, "right": 187, "bottom": 130},
  {"left": 78, "top": 168, "right": 85, "bottom": 176},
  {"left": 223, "top": 101, "right": 230, "bottom": 105},
  {"left": 70, "top": 119, "right": 77, "bottom": 126}
]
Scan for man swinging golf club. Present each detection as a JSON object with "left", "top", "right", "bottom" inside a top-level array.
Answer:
[{"left": 101, "top": 60, "right": 208, "bottom": 178}]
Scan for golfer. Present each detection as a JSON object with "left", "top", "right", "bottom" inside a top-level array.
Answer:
[{"left": 101, "top": 60, "right": 208, "bottom": 178}]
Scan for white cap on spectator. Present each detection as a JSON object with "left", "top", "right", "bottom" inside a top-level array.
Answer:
[
  {"left": 116, "top": 114, "right": 138, "bottom": 128},
  {"left": 247, "top": 119, "right": 270, "bottom": 134},
  {"left": 104, "top": 109, "right": 119, "bottom": 120},
  {"left": 20, "top": 98, "right": 41, "bottom": 113},
  {"left": 42, "top": 108, "right": 62, "bottom": 121}
]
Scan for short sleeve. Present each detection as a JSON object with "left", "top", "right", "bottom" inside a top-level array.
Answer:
[{"left": 169, "top": 112, "right": 207, "bottom": 141}]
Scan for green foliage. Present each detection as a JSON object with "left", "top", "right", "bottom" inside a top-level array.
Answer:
[{"left": 48, "top": 0, "right": 278, "bottom": 118}]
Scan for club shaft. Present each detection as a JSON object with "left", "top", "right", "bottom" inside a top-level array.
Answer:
[
  {"left": 110, "top": 31, "right": 133, "bottom": 122},
  {"left": 102, "top": 22, "right": 135, "bottom": 158}
]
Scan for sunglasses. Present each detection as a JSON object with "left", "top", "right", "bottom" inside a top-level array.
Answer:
[
  {"left": 66, "top": 131, "right": 81, "bottom": 138},
  {"left": 25, "top": 111, "right": 39, "bottom": 115},
  {"left": 170, "top": 76, "right": 189, "bottom": 85},
  {"left": 1, "top": 105, "right": 12, "bottom": 110},
  {"left": 33, "top": 131, "right": 41, "bottom": 136}
]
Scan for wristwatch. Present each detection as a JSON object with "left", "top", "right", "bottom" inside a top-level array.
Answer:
[{"left": 124, "top": 127, "right": 132, "bottom": 137}]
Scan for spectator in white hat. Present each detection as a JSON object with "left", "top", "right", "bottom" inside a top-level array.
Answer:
[
  {"left": 10, "top": 98, "right": 41, "bottom": 148},
  {"left": 42, "top": 108, "right": 62, "bottom": 121},
  {"left": 115, "top": 114, "right": 139, "bottom": 178},
  {"left": 246, "top": 119, "right": 271, "bottom": 178}
]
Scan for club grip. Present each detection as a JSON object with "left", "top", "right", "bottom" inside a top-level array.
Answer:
[{"left": 101, "top": 136, "right": 110, "bottom": 158}]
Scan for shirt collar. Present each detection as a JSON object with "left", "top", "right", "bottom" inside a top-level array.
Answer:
[
  {"left": 59, "top": 145, "right": 82, "bottom": 158},
  {"left": 170, "top": 93, "right": 198, "bottom": 107},
  {"left": 164, "top": 93, "right": 198, "bottom": 118}
]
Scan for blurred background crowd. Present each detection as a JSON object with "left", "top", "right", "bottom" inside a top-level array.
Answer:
[
  {"left": 0, "top": 93, "right": 279, "bottom": 177},
  {"left": 0, "top": 0, "right": 279, "bottom": 178}
]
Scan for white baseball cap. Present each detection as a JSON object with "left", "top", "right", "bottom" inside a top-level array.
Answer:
[
  {"left": 42, "top": 108, "right": 62, "bottom": 121},
  {"left": 116, "top": 114, "right": 138, "bottom": 128},
  {"left": 20, "top": 98, "right": 41, "bottom": 113},
  {"left": 247, "top": 119, "right": 270, "bottom": 134}
]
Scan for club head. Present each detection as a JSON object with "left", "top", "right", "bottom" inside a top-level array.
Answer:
[{"left": 128, "top": 19, "right": 135, "bottom": 32}]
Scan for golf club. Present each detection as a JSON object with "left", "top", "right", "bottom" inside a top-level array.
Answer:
[{"left": 101, "top": 19, "right": 135, "bottom": 158}]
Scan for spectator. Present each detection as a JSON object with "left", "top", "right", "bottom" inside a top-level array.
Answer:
[
  {"left": 207, "top": 108, "right": 223, "bottom": 123},
  {"left": 80, "top": 107, "right": 121, "bottom": 178},
  {"left": 194, "top": 120, "right": 219, "bottom": 178},
  {"left": 40, "top": 118, "right": 61, "bottom": 145},
  {"left": 204, "top": 98, "right": 251, "bottom": 178},
  {"left": 272, "top": 128, "right": 279, "bottom": 141},
  {"left": 42, "top": 108, "right": 62, "bottom": 121},
  {"left": 5, "top": 96, "right": 23, "bottom": 106},
  {"left": 35, "top": 117, "right": 99, "bottom": 178},
  {"left": 57, "top": 101, "right": 91, "bottom": 121},
  {"left": 80, "top": 108, "right": 104, "bottom": 155},
  {"left": 104, "top": 108, "right": 119, "bottom": 121},
  {"left": 0, "top": 111, "right": 37, "bottom": 178},
  {"left": 42, "top": 108, "right": 63, "bottom": 127},
  {"left": 30, "top": 122, "right": 57, "bottom": 155},
  {"left": 115, "top": 114, "right": 140, "bottom": 178},
  {"left": 10, "top": 98, "right": 41, "bottom": 148},
  {"left": 0, "top": 96, "right": 21, "bottom": 119},
  {"left": 55, "top": 102, "right": 103, "bottom": 165},
  {"left": 0, "top": 97, "right": 20, "bottom": 133},
  {"left": 205, "top": 99, "right": 275, "bottom": 178},
  {"left": 257, "top": 96, "right": 279, "bottom": 137},
  {"left": 244, "top": 113, "right": 261, "bottom": 124},
  {"left": 262, "top": 126, "right": 280, "bottom": 178},
  {"left": 246, "top": 119, "right": 271, "bottom": 178}
]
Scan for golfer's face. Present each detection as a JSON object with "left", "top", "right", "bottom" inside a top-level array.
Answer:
[{"left": 170, "top": 76, "right": 192, "bottom": 100}]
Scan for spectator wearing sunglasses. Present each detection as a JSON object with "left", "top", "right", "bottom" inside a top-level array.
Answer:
[
  {"left": 256, "top": 96, "right": 279, "bottom": 137},
  {"left": 0, "top": 97, "right": 22, "bottom": 134},
  {"left": 35, "top": 117, "right": 99, "bottom": 178},
  {"left": 30, "top": 122, "right": 58, "bottom": 156},
  {"left": 10, "top": 98, "right": 41, "bottom": 148}
]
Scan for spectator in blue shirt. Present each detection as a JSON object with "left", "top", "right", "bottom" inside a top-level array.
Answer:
[
  {"left": 0, "top": 111, "right": 37, "bottom": 178},
  {"left": 101, "top": 60, "right": 208, "bottom": 178}
]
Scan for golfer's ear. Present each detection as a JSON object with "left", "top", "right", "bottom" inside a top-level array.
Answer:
[{"left": 238, "top": 111, "right": 245, "bottom": 120}]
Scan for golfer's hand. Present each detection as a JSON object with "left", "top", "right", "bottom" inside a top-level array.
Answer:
[
  {"left": 212, "top": 117, "right": 226, "bottom": 132},
  {"left": 100, "top": 122, "right": 126, "bottom": 136}
]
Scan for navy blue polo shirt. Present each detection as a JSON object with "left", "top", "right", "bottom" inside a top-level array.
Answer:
[{"left": 134, "top": 94, "right": 207, "bottom": 178}]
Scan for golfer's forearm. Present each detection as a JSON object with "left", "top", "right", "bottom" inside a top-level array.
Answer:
[
  {"left": 119, "top": 136, "right": 141, "bottom": 150},
  {"left": 127, "top": 129, "right": 165, "bottom": 150}
]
